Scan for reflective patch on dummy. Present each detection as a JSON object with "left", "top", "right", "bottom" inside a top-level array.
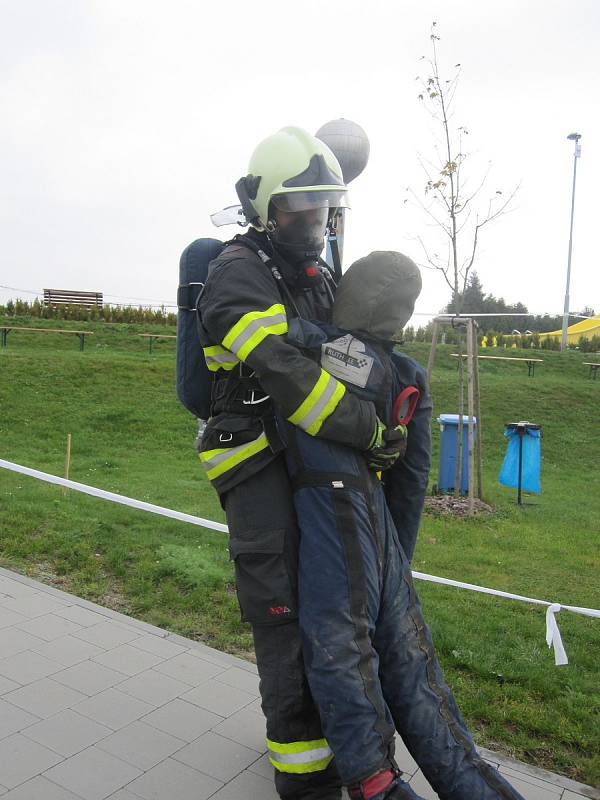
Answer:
[{"left": 321, "top": 335, "right": 374, "bottom": 388}]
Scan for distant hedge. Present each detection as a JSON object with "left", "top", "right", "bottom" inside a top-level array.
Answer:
[{"left": 0, "top": 298, "right": 177, "bottom": 326}]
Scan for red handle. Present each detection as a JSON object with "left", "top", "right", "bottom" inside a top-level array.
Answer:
[{"left": 393, "top": 386, "right": 420, "bottom": 426}]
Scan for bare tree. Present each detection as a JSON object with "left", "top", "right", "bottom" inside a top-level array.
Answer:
[
  {"left": 411, "top": 22, "right": 518, "bottom": 313},
  {"left": 410, "top": 23, "right": 518, "bottom": 498}
]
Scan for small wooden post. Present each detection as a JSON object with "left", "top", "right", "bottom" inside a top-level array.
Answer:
[
  {"left": 466, "top": 321, "right": 475, "bottom": 515},
  {"left": 63, "top": 434, "right": 72, "bottom": 495},
  {"left": 427, "top": 320, "right": 440, "bottom": 383},
  {"left": 472, "top": 324, "right": 484, "bottom": 500},
  {"left": 454, "top": 332, "right": 465, "bottom": 498}
]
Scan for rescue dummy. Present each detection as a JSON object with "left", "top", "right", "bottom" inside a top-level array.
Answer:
[{"left": 279, "top": 251, "right": 525, "bottom": 800}]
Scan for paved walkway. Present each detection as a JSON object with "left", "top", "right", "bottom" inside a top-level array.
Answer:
[{"left": 0, "top": 566, "right": 597, "bottom": 800}]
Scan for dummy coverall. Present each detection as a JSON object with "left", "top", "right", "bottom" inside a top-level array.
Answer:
[{"left": 280, "top": 318, "right": 524, "bottom": 800}]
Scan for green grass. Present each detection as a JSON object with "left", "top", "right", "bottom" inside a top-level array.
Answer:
[{"left": 1, "top": 319, "right": 599, "bottom": 786}]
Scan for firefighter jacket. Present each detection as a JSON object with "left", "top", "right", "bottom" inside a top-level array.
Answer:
[{"left": 197, "top": 231, "right": 377, "bottom": 495}]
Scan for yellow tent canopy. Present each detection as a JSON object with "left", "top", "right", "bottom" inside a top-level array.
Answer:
[{"left": 538, "top": 316, "right": 600, "bottom": 344}]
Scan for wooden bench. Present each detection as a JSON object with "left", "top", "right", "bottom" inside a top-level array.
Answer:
[
  {"left": 43, "top": 289, "right": 103, "bottom": 309},
  {"left": 0, "top": 326, "right": 93, "bottom": 351},
  {"left": 583, "top": 362, "right": 600, "bottom": 380},
  {"left": 138, "top": 333, "right": 177, "bottom": 353},
  {"left": 451, "top": 353, "right": 543, "bottom": 377}
]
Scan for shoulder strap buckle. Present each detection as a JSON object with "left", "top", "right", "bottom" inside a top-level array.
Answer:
[{"left": 243, "top": 390, "right": 271, "bottom": 405}]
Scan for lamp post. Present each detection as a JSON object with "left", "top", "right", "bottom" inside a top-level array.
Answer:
[{"left": 561, "top": 133, "right": 582, "bottom": 352}]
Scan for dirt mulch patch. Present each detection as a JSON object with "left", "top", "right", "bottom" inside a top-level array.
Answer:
[{"left": 425, "top": 495, "right": 493, "bottom": 517}]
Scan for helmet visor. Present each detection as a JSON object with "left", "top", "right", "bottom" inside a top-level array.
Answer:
[{"left": 271, "top": 190, "right": 349, "bottom": 213}]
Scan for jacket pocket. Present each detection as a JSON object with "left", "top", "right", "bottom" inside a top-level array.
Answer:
[
  {"left": 229, "top": 528, "right": 297, "bottom": 625},
  {"left": 201, "top": 414, "right": 263, "bottom": 450}
]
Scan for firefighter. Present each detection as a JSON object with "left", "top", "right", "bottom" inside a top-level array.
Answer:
[{"left": 198, "top": 127, "right": 406, "bottom": 800}]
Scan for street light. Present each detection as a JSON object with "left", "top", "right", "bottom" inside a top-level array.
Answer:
[{"left": 561, "top": 132, "right": 582, "bottom": 351}]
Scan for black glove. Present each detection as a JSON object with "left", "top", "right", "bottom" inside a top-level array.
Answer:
[{"left": 366, "top": 419, "right": 408, "bottom": 471}]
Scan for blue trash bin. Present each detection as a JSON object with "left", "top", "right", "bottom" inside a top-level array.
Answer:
[
  {"left": 437, "top": 414, "right": 477, "bottom": 495},
  {"left": 499, "top": 421, "right": 542, "bottom": 504}
]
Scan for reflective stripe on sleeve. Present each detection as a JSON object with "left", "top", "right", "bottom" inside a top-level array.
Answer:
[
  {"left": 199, "top": 432, "right": 269, "bottom": 481},
  {"left": 203, "top": 345, "right": 240, "bottom": 372},
  {"left": 222, "top": 304, "right": 288, "bottom": 362},
  {"left": 267, "top": 738, "right": 333, "bottom": 775},
  {"left": 287, "top": 368, "right": 346, "bottom": 436}
]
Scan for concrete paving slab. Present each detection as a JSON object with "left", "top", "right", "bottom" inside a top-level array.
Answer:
[
  {"left": 0, "top": 628, "right": 46, "bottom": 659},
  {"left": 53, "top": 605, "right": 111, "bottom": 628},
  {"left": 95, "top": 720, "right": 186, "bottom": 771},
  {"left": 115, "top": 669, "right": 190, "bottom": 706},
  {"left": 0, "top": 650, "right": 62, "bottom": 685},
  {"left": 22, "top": 709, "right": 113, "bottom": 757},
  {"left": 180, "top": 676, "right": 256, "bottom": 717},
  {"left": 499, "top": 773, "right": 562, "bottom": 798},
  {"left": 140, "top": 698, "right": 223, "bottom": 742},
  {"left": 172, "top": 731, "right": 260, "bottom": 782},
  {"left": 0, "top": 594, "right": 69, "bottom": 619},
  {"left": 212, "top": 706, "right": 271, "bottom": 752},
  {"left": 3, "top": 678, "right": 88, "bottom": 719},
  {"left": 0, "top": 734, "right": 63, "bottom": 790},
  {"left": 16, "top": 613, "right": 83, "bottom": 642},
  {"left": 213, "top": 665, "right": 261, "bottom": 694},
  {"left": 152, "top": 651, "right": 225, "bottom": 686},
  {"left": 500, "top": 764, "right": 564, "bottom": 794},
  {"left": 30, "top": 634, "right": 104, "bottom": 667},
  {"left": 246, "top": 752, "right": 274, "bottom": 781},
  {"left": 91, "top": 644, "right": 164, "bottom": 677},
  {"left": 51, "top": 661, "right": 128, "bottom": 696},
  {"left": 0, "top": 676, "right": 20, "bottom": 696},
  {"left": 0, "top": 700, "right": 41, "bottom": 739},
  {"left": 0, "top": 566, "right": 598, "bottom": 800},
  {"left": 72, "top": 688, "right": 156, "bottom": 731},
  {"left": 43, "top": 746, "right": 142, "bottom": 800},
  {"left": 0, "top": 609, "right": 27, "bottom": 631},
  {"left": 72, "top": 623, "right": 143, "bottom": 650},
  {"left": 123, "top": 756, "right": 223, "bottom": 800},
  {"left": 209, "top": 769, "right": 279, "bottom": 800},
  {"left": 125, "top": 634, "right": 187, "bottom": 660},
  {"left": 1, "top": 775, "right": 84, "bottom": 799}
]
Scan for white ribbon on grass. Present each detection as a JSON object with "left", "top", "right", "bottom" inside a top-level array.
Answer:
[
  {"left": 546, "top": 604, "right": 568, "bottom": 666},
  {"left": 412, "top": 572, "right": 600, "bottom": 665},
  {"left": 2, "top": 457, "right": 599, "bottom": 665}
]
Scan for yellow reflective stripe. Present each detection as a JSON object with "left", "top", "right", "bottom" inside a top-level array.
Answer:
[
  {"left": 199, "top": 432, "right": 269, "bottom": 480},
  {"left": 222, "top": 304, "right": 288, "bottom": 362},
  {"left": 268, "top": 756, "right": 334, "bottom": 774},
  {"left": 266, "top": 738, "right": 333, "bottom": 775},
  {"left": 287, "top": 369, "right": 346, "bottom": 436},
  {"left": 203, "top": 344, "right": 239, "bottom": 372}
]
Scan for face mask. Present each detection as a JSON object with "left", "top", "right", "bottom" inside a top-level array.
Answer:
[{"left": 270, "top": 208, "right": 328, "bottom": 259}]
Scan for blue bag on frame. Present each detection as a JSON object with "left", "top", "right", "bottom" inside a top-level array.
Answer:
[{"left": 499, "top": 425, "right": 542, "bottom": 494}]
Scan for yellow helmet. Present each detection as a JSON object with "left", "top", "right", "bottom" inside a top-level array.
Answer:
[{"left": 235, "top": 126, "right": 349, "bottom": 230}]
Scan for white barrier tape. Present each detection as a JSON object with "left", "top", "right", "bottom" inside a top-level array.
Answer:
[
  {"left": 0, "top": 459, "right": 228, "bottom": 533},
  {"left": 2, "top": 458, "right": 599, "bottom": 665}
]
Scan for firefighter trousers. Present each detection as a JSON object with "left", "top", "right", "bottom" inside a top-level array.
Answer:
[{"left": 224, "top": 456, "right": 342, "bottom": 800}]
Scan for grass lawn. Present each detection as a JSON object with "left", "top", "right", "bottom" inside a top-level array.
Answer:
[{"left": 1, "top": 318, "right": 599, "bottom": 786}]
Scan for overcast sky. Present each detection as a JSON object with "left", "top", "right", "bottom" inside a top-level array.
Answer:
[{"left": 1, "top": 0, "right": 599, "bottom": 322}]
